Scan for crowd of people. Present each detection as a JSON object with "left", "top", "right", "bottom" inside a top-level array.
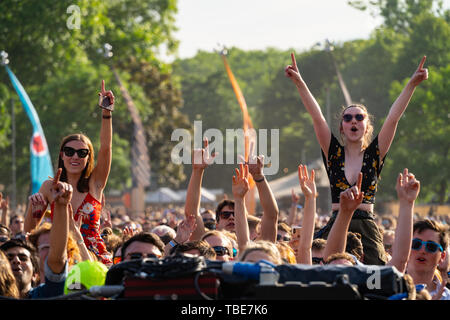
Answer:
[{"left": 0, "top": 54, "right": 448, "bottom": 300}]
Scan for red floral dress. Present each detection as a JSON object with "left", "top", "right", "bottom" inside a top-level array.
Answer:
[{"left": 51, "top": 193, "right": 112, "bottom": 266}]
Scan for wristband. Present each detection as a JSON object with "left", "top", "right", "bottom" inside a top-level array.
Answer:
[
  {"left": 168, "top": 240, "right": 179, "bottom": 248},
  {"left": 102, "top": 115, "right": 112, "bottom": 119},
  {"left": 254, "top": 176, "right": 265, "bottom": 183}
]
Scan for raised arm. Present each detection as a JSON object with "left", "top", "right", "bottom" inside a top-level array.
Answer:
[
  {"left": 295, "top": 165, "right": 317, "bottom": 265},
  {"left": 388, "top": 169, "right": 420, "bottom": 273},
  {"left": 0, "top": 193, "right": 9, "bottom": 227},
  {"left": 90, "top": 80, "right": 114, "bottom": 193},
  {"left": 47, "top": 171, "right": 71, "bottom": 274},
  {"left": 163, "top": 215, "right": 196, "bottom": 256},
  {"left": 184, "top": 139, "right": 216, "bottom": 240},
  {"left": 378, "top": 56, "right": 428, "bottom": 158},
  {"left": 286, "top": 189, "right": 301, "bottom": 227},
  {"left": 68, "top": 203, "right": 94, "bottom": 262},
  {"left": 285, "top": 52, "right": 331, "bottom": 155},
  {"left": 24, "top": 178, "right": 54, "bottom": 233},
  {"left": 323, "top": 173, "right": 364, "bottom": 261},
  {"left": 245, "top": 152, "right": 278, "bottom": 243},
  {"left": 232, "top": 163, "right": 251, "bottom": 253}
]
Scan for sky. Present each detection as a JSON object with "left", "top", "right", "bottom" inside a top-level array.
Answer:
[{"left": 173, "top": 0, "right": 385, "bottom": 59}]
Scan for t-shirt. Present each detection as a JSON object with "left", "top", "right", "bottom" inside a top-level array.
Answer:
[{"left": 28, "top": 258, "right": 67, "bottom": 299}]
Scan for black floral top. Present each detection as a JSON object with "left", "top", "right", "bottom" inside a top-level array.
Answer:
[{"left": 321, "top": 133, "right": 386, "bottom": 204}]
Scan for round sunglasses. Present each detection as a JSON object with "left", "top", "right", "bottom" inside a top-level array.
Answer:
[
  {"left": 411, "top": 238, "right": 443, "bottom": 253},
  {"left": 62, "top": 146, "right": 89, "bottom": 158},
  {"left": 342, "top": 113, "right": 365, "bottom": 122}
]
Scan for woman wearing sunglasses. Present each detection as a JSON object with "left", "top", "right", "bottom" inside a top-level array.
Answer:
[
  {"left": 24, "top": 80, "right": 114, "bottom": 266},
  {"left": 285, "top": 53, "right": 428, "bottom": 265}
]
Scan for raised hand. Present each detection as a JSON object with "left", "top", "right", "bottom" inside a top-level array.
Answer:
[
  {"left": 285, "top": 52, "right": 304, "bottom": 85},
  {"left": 409, "top": 56, "right": 428, "bottom": 87},
  {"left": 192, "top": 138, "right": 217, "bottom": 170},
  {"left": 174, "top": 215, "right": 197, "bottom": 244},
  {"left": 49, "top": 168, "right": 73, "bottom": 205},
  {"left": 232, "top": 163, "right": 250, "bottom": 199},
  {"left": 0, "top": 192, "right": 9, "bottom": 212},
  {"left": 28, "top": 192, "right": 48, "bottom": 219},
  {"left": 291, "top": 189, "right": 300, "bottom": 204},
  {"left": 297, "top": 164, "right": 317, "bottom": 199},
  {"left": 98, "top": 79, "right": 115, "bottom": 110},
  {"left": 240, "top": 141, "right": 265, "bottom": 180},
  {"left": 396, "top": 168, "right": 420, "bottom": 203},
  {"left": 339, "top": 172, "right": 364, "bottom": 214}
]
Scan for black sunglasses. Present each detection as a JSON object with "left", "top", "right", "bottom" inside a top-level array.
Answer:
[
  {"left": 128, "top": 252, "right": 160, "bottom": 260},
  {"left": 213, "top": 246, "right": 230, "bottom": 257},
  {"left": 342, "top": 113, "right": 365, "bottom": 122},
  {"left": 218, "top": 211, "right": 235, "bottom": 220},
  {"left": 63, "top": 146, "right": 89, "bottom": 158},
  {"left": 411, "top": 238, "right": 443, "bottom": 253},
  {"left": 277, "top": 234, "right": 291, "bottom": 242},
  {"left": 312, "top": 257, "right": 324, "bottom": 265}
]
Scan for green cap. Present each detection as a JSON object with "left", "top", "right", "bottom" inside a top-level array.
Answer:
[{"left": 64, "top": 260, "right": 108, "bottom": 294}]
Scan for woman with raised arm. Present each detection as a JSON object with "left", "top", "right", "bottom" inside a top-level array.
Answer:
[
  {"left": 24, "top": 80, "right": 114, "bottom": 266},
  {"left": 285, "top": 53, "right": 428, "bottom": 265}
]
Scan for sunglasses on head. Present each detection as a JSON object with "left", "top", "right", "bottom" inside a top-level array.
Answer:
[
  {"left": 342, "top": 113, "right": 365, "bottom": 122},
  {"left": 218, "top": 211, "right": 235, "bottom": 220},
  {"left": 411, "top": 238, "right": 443, "bottom": 253},
  {"left": 63, "top": 146, "right": 89, "bottom": 158},
  {"left": 277, "top": 234, "right": 291, "bottom": 242},
  {"left": 213, "top": 246, "right": 230, "bottom": 257}
]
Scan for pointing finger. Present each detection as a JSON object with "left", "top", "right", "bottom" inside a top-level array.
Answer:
[
  {"left": 101, "top": 80, "right": 106, "bottom": 93},
  {"left": 356, "top": 172, "right": 363, "bottom": 192},
  {"left": 418, "top": 55, "right": 426, "bottom": 70},
  {"left": 54, "top": 168, "right": 62, "bottom": 185},
  {"left": 291, "top": 52, "right": 297, "bottom": 69}
]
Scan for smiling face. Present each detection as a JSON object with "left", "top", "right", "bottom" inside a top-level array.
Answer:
[{"left": 58, "top": 134, "right": 94, "bottom": 184}]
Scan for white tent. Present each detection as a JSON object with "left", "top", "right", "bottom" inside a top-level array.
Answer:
[
  {"left": 145, "top": 187, "right": 183, "bottom": 203},
  {"left": 176, "top": 187, "right": 217, "bottom": 203}
]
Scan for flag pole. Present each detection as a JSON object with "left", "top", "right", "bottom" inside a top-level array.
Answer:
[
  {"left": 11, "top": 98, "right": 16, "bottom": 210},
  {"left": 218, "top": 47, "right": 256, "bottom": 215}
]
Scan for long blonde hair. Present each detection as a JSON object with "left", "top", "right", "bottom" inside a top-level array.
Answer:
[
  {"left": 338, "top": 104, "right": 374, "bottom": 149},
  {"left": 0, "top": 250, "right": 20, "bottom": 298}
]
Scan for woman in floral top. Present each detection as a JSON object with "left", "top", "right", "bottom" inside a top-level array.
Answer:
[
  {"left": 285, "top": 53, "right": 428, "bottom": 265},
  {"left": 25, "top": 80, "right": 115, "bottom": 266}
]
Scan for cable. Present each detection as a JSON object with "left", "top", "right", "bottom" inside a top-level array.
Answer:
[{"left": 194, "top": 271, "right": 214, "bottom": 301}]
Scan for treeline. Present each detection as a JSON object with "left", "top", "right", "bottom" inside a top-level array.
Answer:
[
  {"left": 0, "top": 0, "right": 448, "bottom": 207},
  {"left": 172, "top": 0, "right": 449, "bottom": 204}
]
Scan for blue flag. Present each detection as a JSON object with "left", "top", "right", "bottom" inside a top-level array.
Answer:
[{"left": 4, "top": 66, "right": 54, "bottom": 194}]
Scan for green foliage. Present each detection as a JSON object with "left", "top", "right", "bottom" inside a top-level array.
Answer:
[
  {"left": 0, "top": 0, "right": 181, "bottom": 202},
  {"left": 174, "top": 2, "right": 449, "bottom": 205}
]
